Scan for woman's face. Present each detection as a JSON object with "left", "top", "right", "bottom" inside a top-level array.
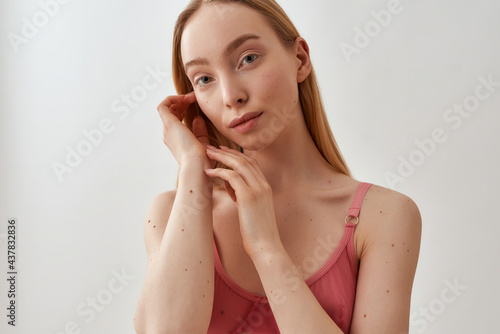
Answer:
[{"left": 181, "top": 2, "right": 304, "bottom": 150}]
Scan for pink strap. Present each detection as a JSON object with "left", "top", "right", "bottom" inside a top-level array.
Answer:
[{"left": 347, "top": 182, "right": 372, "bottom": 218}]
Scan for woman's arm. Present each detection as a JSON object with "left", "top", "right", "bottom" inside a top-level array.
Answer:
[
  {"left": 134, "top": 93, "right": 215, "bottom": 334},
  {"left": 134, "top": 161, "right": 214, "bottom": 334},
  {"left": 252, "top": 245, "right": 346, "bottom": 333},
  {"left": 349, "top": 187, "right": 422, "bottom": 333}
]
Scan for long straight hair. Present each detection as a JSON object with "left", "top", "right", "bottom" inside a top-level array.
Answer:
[{"left": 172, "top": 0, "right": 351, "bottom": 187}]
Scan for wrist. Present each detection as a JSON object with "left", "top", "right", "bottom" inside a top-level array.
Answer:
[
  {"left": 249, "top": 240, "right": 287, "bottom": 266},
  {"left": 179, "top": 154, "right": 212, "bottom": 172}
]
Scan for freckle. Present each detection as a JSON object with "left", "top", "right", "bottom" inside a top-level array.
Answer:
[
  {"left": 407, "top": 249, "right": 410, "bottom": 252},
  {"left": 200, "top": 261, "right": 202, "bottom": 263},
  {"left": 207, "top": 280, "right": 210, "bottom": 283},
  {"left": 182, "top": 228, "right": 184, "bottom": 231},
  {"left": 269, "top": 260, "right": 272, "bottom": 263},
  {"left": 203, "top": 294, "right": 205, "bottom": 298},
  {"left": 309, "top": 218, "right": 312, "bottom": 222},
  {"left": 261, "top": 247, "right": 264, "bottom": 250},
  {"left": 379, "top": 211, "right": 382, "bottom": 213},
  {"left": 328, "top": 180, "right": 332, "bottom": 184},
  {"left": 387, "top": 290, "right": 390, "bottom": 293},
  {"left": 153, "top": 225, "right": 156, "bottom": 228},
  {"left": 271, "top": 290, "right": 273, "bottom": 293},
  {"left": 185, "top": 268, "right": 188, "bottom": 271},
  {"left": 148, "top": 220, "right": 151, "bottom": 223},
  {"left": 189, "top": 190, "right": 193, "bottom": 193},
  {"left": 287, "top": 203, "right": 290, "bottom": 206},
  {"left": 364, "top": 314, "right": 367, "bottom": 318},
  {"left": 392, "top": 243, "right": 394, "bottom": 247},
  {"left": 386, "top": 261, "right": 388, "bottom": 264},
  {"left": 284, "top": 219, "right": 287, "bottom": 222}
]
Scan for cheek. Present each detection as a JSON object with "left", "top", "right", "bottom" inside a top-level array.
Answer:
[
  {"left": 256, "top": 66, "right": 297, "bottom": 103},
  {"left": 195, "top": 95, "right": 221, "bottom": 126}
]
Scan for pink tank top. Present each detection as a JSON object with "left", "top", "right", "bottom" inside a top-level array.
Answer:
[{"left": 208, "top": 182, "right": 372, "bottom": 334}]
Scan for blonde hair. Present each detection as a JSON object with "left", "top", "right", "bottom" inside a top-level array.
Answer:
[{"left": 172, "top": 0, "right": 351, "bottom": 186}]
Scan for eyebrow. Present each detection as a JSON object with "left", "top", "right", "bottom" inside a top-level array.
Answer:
[{"left": 183, "top": 33, "right": 261, "bottom": 72}]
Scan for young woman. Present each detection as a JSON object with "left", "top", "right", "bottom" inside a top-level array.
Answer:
[{"left": 134, "top": 1, "right": 422, "bottom": 333}]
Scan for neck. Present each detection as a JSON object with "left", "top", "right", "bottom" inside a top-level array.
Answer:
[{"left": 244, "top": 110, "right": 348, "bottom": 195}]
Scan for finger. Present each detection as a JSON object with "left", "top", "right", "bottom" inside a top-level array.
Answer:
[
  {"left": 183, "top": 91, "right": 197, "bottom": 103},
  {"left": 220, "top": 146, "right": 267, "bottom": 180},
  {"left": 224, "top": 180, "right": 237, "bottom": 202},
  {"left": 158, "top": 98, "right": 183, "bottom": 121},
  {"left": 204, "top": 168, "right": 247, "bottom": 201},
  {"left": 160, "top": 91, "right": 196, "bottom": 109},
  {"left": 157, "top": 92, "right": 196, "bottom": 121},
  {"left": 213, "top": 146, "right": 265, "bottom": 180},
  {"left": 205, "top": 148, "right": 260, "bottom": 186},
  {"left": 192, "top": 116, "right": 210, "bottom": 147}
]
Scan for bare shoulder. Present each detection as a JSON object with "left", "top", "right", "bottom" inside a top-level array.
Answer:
[
  {"left": 364, "top": 184, "right": 421, "bottom": 222},
  {"left": 350, "top": 184, "right": 422, "bottom": 332},
  {"left": 357, "top": 184, "right": 422, "bottom": 259},
  {"left": 142, "top": 190, "right": 177, "bottom": 257}
]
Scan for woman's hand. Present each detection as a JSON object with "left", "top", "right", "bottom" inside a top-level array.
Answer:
[
  {"left": 204, "top": 146, "right": 282, "bottom": 259},
  {"left": 157, "top": 92, "right": 212, "bottom": 167}
]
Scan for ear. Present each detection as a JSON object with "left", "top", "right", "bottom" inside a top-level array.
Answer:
[{"left": 294, "top": 37, "right": 312, "bottom": 83}]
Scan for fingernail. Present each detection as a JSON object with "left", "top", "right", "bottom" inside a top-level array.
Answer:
[
  {"left": 206, "top": 145, "right": 217, "bottom": 150},
  {"left": 220, "top": 145, "right": 230, "bottom": 150}
]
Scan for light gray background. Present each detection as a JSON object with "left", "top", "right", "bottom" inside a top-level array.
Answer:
[{"left": 1, "top": 0, "right": 499, "bottom": 333}]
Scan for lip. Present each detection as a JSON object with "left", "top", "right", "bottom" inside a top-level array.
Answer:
[
  {"left": 230, "top": 111, "right": 263, "bottom": 134},
  {"left": 229, "top": 111, "right": 263, "bottom": 128}
]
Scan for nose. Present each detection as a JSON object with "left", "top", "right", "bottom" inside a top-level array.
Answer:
[{"left": 220, "top": 74, "right": 248, "bottom": 109}]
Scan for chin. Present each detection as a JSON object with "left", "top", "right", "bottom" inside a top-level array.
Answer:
[{"left": 236, "top": 133, "right": 278, "bottom": 153}]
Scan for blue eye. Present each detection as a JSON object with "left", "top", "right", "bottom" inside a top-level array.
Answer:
[
  {"left": 196, "top": 76, "right": 212, "bottom": 87},
  {"left": 242, "top": 55, "right": 257, "bottom": 65}
]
